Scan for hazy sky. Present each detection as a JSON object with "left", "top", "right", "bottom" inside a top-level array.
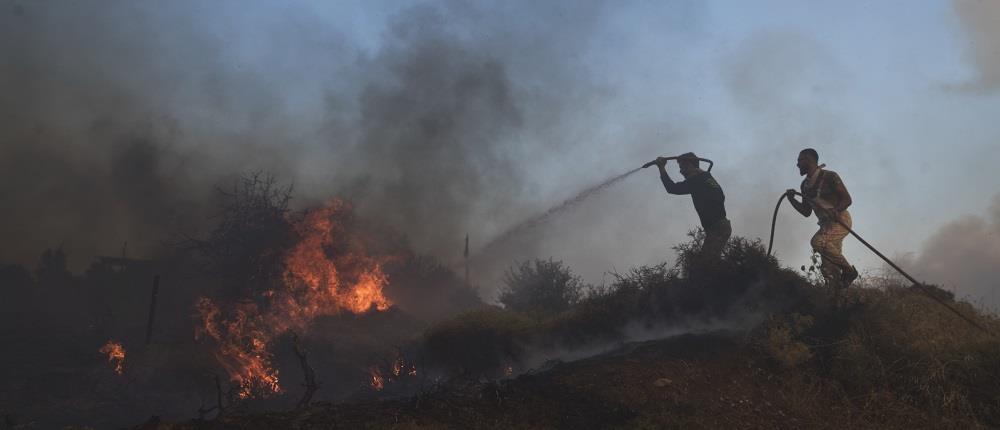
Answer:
[{"left": 2, "top": 0, "right": 998, "bottom": 306}]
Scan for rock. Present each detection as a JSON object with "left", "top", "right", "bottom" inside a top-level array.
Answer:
[{"left": 653, "top": 378, "right": 672, "bottom": 387}]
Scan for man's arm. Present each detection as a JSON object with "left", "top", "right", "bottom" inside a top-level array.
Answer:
[
  {"left": 659, "top": 163, "right": 691, "bottom": 195},
  {"left": 831, "top": 173, "right": 852, "bottom": 212},
  {"left": 785, "top": 189, "right": 812, "bottom": 217}
]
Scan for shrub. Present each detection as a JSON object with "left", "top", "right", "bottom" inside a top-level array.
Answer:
[
  {"left": 181, "top": 171, "right": 294, "bottom": 300},
  {"left": 498, "top": 259, "right": 584, "bottom": 315},
  {"left": 415, "top": 231, "right": 1000, "bottom": 426},
  {"left": 422, "top": 307, "right": 534, "bottom": 378},
  {"left": 759, "top": 313, "right": 814, "bottom": 368},
  {"left": 822, "top": 283, "right": 1000, "bottom": 423}
]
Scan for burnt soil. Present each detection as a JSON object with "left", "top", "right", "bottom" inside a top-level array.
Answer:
[{"left": 142, "top": 332, "right": 971, "bottom": 430}]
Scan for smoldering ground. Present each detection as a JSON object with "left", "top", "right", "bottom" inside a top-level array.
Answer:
[{"left": 416, "top": 234, "right": 814, "bottom": 386}]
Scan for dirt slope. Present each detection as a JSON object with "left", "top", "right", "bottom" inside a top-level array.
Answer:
[{"left": 142, "top": 332, "right": 977, "bottom": 430}]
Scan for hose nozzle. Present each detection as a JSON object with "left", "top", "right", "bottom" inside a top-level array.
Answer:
[{"left": 641, "top": 156, "right": 715, "bottom": 172}]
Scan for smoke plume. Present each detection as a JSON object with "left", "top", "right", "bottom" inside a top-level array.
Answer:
[
  {"left": 903, "top": 193, "right": 1000, "bottom": 310},
  {"left": 952, "top": 0, "right": 1000, "bottom": 93},
  {"left": 0, "top": 1, "right": 613, "bottom": 283}
]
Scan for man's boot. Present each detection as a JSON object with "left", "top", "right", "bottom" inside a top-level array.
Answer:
[{"left": 841, "top": 265, "right": 859, "bottom": 288}]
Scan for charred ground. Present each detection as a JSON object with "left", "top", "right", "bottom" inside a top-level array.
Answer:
[
  {"left": 148, "top": 232, "right": 1000, "bottom": 429},
  {"left": 3, "top": 178, "right": 999, "bottom": 430},
  {"left": 0, "top": 175, "right": 482, "bottom": 429}
]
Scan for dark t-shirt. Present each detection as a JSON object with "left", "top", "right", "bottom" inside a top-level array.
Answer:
[{"left": 661, "top": 171, "right": 727, "bottom": 229}]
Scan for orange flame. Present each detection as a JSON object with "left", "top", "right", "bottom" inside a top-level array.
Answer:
[
  {"left": 390, "top": 355, "right": 418, "bottom": 378},
  {"left": 369, "top": 354, "right": 417, "bottom": 390},
  {"left": 195, "top": 298, "right": 281, "bottom": 398},
  {"left": 99, "top": 340, "right": 126, "bottom": 375},
  {"left": 392, "top": 356, "right": 404, "bottom": 377},
  {"left": 196, "top": 200, "right": 393, "bottom": 398},
  {"left": 370, "top": 366, "right": 385, "bottom": 391},
  {"left": 281, "top": 200, "right": 391, "bottom": 316}
]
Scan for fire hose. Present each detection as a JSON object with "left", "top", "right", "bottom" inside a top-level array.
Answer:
[
  {"left": 768, "top": 190, "right": 994, "bottom": 337},
  {"left": 642, "top": 156, "right": 715, "bottom": 172}
]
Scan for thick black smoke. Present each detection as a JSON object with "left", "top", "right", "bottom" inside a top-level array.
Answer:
[
  {"left": 341, "top": 6, "right": 525, "bottom": 258},
  {"left": 0, "top": 1, "right": 318, "bottom": 269},
  {"left": 0, "top": 1, "right": 613, "bottom": 282}
]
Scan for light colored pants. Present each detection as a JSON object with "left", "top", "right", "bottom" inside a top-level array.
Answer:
[{"left": 811, "top": 210, "right": 852, "bottom": 284}]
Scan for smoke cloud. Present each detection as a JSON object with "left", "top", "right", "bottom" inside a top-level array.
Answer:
[
  {"left": 902, "top": 193, "right": 1000, "bottom": 310},
  {"left": 0, "top": 1, "right": 616, "bottom": 282},
  {"left": 717, "top": 30, "right": 853, "bottom": 265},
  {"left": 340, "top": 5, "right": 526, "bottom": 258},
  {"left": 952, "top": 0, "right": 1000, "bottom": 93},
  {"left": 0, "top": 1, "right": 327, "bottom": 269}
]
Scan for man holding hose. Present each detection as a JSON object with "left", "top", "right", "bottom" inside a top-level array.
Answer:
[
  {"left": 785, "top": 148, "right": 859, "bottom": 288},
  {"left": 655, "top": 152, "right": 731, "bottom": 260}
]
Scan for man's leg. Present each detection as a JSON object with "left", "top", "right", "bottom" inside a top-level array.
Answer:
[
  {"left": 810, "top": 212, "right": 852, "bottom": 288},
  {"left": 701, "top": 219, "right": 731, "bottom": 261},
  {"left": 834, "top": 211, "right": 858, "bottom": 286}
]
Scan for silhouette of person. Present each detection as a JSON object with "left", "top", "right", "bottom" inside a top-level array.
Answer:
[
  {"left": 785, "top": 148, "right": 859, "bottom": 288},
  {"left": 656, "top": 152, "right": 730, "bottom": 260}
]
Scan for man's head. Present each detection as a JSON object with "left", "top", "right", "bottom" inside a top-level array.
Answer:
[
  {"left": 677, "top": 152, "right": 701, "bottom": 178},
  {"left": 797, "top": 148, "right": 819, "bottom": 176}
]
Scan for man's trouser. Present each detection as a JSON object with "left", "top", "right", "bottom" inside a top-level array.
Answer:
[
  {"left": 702, "top": 218, "right": 732, "bottom": 259},
  {"left": 810, "top": 210, "right": 852, "bottom": 285}
]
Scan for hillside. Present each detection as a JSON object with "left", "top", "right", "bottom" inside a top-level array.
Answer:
[{"left": 132, "top": 236, "right": 1000, "bottom": 430}]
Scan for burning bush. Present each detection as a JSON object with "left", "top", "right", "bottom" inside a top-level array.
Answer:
[
  {"left": 99, "top": 340, "right": 126, "bottom": 375},
  {"left": 194, "top": 199, "right": 394, "bottom": 399}
]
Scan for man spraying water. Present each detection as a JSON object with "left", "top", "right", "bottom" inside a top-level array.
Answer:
[{"left": 652, "top": 152, "right": 730, "bottom": 260}]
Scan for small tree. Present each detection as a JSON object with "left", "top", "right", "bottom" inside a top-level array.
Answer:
[
  {"left": 181, "top": 171, "right": 294, "bottom": 300},
  {"left": 498, "top": 259, "right": 583, "bottom": 314}
]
